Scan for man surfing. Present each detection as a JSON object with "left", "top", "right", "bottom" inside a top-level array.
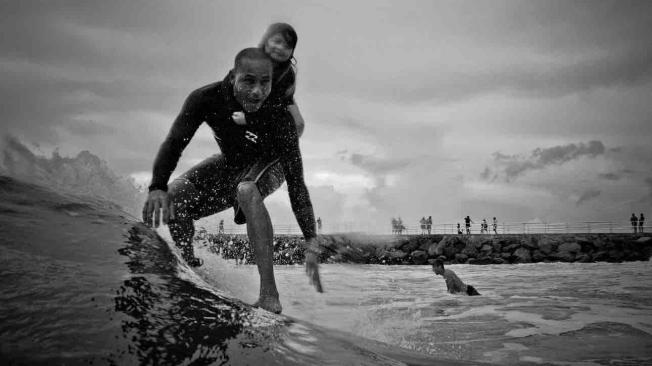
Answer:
[{"left": 142, "top": 48, "right": 323, "bottom": 313}]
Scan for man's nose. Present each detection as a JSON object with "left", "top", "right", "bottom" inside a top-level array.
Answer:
[{"left": 251, "top": 83, "right": 267, "bottom": 98}]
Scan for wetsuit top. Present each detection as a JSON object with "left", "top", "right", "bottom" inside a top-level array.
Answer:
[
  {"left": 148, "top": 80, "right": 316, "bottom": 241},
  {"left": 443, "top": 269, "right": 467, "bottom": 294}
]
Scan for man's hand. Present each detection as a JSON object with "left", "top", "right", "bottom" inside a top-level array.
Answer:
[
  {"left": 232, "top": 111, "right": 247, "bottom": 125},
  {"left": 142, "top": 189, "right": 175, "bottom": 228},
  {"left": 305, "top": 238, "right": 324, "bottom": 293}
]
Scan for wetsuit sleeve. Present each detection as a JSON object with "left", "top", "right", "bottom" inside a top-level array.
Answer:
[
  {"left": 276, "top": 122, "right": 316, "bottom": 241},
  {"left": 148, "top": 90, "right": 205, "bottom": 192}
]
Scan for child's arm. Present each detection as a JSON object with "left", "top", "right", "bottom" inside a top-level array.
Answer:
[{"left": 288, "top": 104, "right": 305, "bottom": 137}]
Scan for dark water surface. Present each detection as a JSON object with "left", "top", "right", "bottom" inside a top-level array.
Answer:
[{"left": 0, "top": 176, "right": 473, "bottom": 365}]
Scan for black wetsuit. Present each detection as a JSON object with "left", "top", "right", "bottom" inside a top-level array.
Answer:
[{"left": 149, "top": 79, "right": 316, "bottom": 250}]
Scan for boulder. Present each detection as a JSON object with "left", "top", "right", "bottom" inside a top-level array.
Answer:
[
  {"left": 480, "top": 244, "right": 493, "bottom": 254},
  {"left": 504, "top": 243, "right": 521, "bottom": 252},
  {"left": 410, "top": 250, "right": 428, "bottom": 265},
  {"left": 593, "top": 238, "right": 608, "bottom": 250},
  {"left": 398, "top": 239, "right": 420, "bottom": 253},
  {"left": 576, "top": 254, "right": 592, "bottom": 263},
  {"left": 336, "top": 246, "right": 367, "bottom": 263},
  {"left": 433, "top": 236, "right": 466, "bottom": 258},
  {"left": 469, "top": 257, "right": 493, "bottom": 265},
  {"left": 427, "top": 241, "right": 439, "bottom": 256},
  {"left": 418, "top": 238, "right": 436, "bottom": 251},
  {"left": 454, "top": 253, "right": 468, "bottom": 263},
  {"left": 462, "top": 242, "right": 479, "bottom": 257},
  {"left": 577, "top": 239, "right": 594, "bottom": 252},
  {"left": 513, "top": 248, "right": 532, "bottom": 263},
  {"left": 521, "top": 236, "right": 538, "bottom": 250},
  {"left": 607, "top": 250, "right": 624, "bottom": 262},
  {"left": 531, "top": 250, "right": 546, "bottom": 262},
  {"left": 491, "top": 239, "right": 504, "bottom": 252},
  {"left": 593, "top": 251, "right": 609, "bottom": 262},
  {"left": 388, "top": 250, "right": 408, "bottom": 260},
  {"left": 538, "top": 237, "right": 558, "bottom": 255},
  {"left": 556, "top": 242, "right": 581, "bottom": 262}
]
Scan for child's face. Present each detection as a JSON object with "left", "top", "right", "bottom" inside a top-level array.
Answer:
[
  {"left": 433, "top": 265, "right": 444, "bottom": 275},
  {"left": 264, "top": 34, "right": 294, "bottom": 63}
]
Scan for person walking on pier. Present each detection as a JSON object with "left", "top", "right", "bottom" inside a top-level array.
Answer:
[
  {"left": 492, "top": 217, "right": 498, "bottom": 234},
  {"left": 639, "top": 213, "right": 645, "bottom": 233}
]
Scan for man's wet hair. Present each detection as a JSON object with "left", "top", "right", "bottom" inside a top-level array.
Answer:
[{"left": 234, "top": 47, "right": 273, "bottom": 71}]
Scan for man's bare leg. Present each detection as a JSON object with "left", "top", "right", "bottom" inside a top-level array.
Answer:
[{"left": 236, "top": 181, "right": 282, "bottom": 314}]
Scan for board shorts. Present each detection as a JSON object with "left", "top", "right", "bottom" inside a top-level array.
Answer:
[
  {"left": 466, "top": 285, "right": 480, "bottom": 296},
  {"left": 169, "top": 154, "right": 285, "bottom": 225}
]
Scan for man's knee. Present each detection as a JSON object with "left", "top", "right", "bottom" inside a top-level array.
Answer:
[{"left": 236, "top": 181, "right": 262, "bottom": 206}]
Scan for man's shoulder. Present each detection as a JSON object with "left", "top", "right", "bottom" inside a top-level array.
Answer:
[
  {"left": 188, "top": 81, "right": 225, "bottom": 101},
  {"left": 180, "top": 81, "right": 229, "bottom": 112}
]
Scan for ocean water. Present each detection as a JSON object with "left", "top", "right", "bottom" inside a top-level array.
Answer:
[
  {"left": 191, "top": 239, "right": 652, "bottom": 365},
  {"left": 1, "top": 175, "right": 651, "bottom": 365}
]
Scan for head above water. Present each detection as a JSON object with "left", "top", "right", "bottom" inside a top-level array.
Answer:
[
  {"left": 432, "top": 258, "right": 445, "bottom": 275},
  {"left": 231, "top": 48, "right": 273, "bottom": 112},
  {"left": 259, "top": 23, "right": 297, "bottom": 64}
]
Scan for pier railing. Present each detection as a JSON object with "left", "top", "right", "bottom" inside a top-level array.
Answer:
[{"left": 212, "top": 221, "right": 648, "bottom": 236}]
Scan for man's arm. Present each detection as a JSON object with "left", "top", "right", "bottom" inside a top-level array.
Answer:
[
  {"left": 280, "top": 138, "right": 316, "bottom": 241},
  {"left": 148, "top": 90, "right": 205, "bottom": 192},
  {"left": 143, "top": 90, "right": 204, "bottom": 227},
  {"left": 276, "top": 125, "right": 323, "bottom": 292}
]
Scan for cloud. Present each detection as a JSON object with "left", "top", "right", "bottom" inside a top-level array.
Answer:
[
  {"left": 486, "top": 140, "right": 605, "bottom": 181},
  {"left": 598, "top": 172, "right": 621, "bottom": 181},
  {"left": 576, "top": 189, "right": 601, "bottom": 206},
  {"left": 349, "top": 153, "right": 411, "bottom": 176}
]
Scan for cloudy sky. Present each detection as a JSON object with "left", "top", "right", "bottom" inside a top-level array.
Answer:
[{"left": 2, "top": 0, "right": 651, "bottom": 232}]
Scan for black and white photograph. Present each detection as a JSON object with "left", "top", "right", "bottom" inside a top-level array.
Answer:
[{"left": 1, "top": 1, "right": 651, "bottom": 364}]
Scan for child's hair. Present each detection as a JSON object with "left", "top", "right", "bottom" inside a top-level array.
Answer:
[
  {"left": 258, "top": 23, "right": 298, "bottom": 51},
  {"left": 258, "top": 23, "right": 299, "bottom": 102},
  {"left": 259, "top": 22, "right": 298, "bottom": 75},
  {"left": 432, "top": 258, "right": 445, "bottom": 268}
]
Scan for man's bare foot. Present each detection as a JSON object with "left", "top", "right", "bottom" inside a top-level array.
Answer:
[{"left": 253, "top": 296, "right": 282, "bottom": 314}]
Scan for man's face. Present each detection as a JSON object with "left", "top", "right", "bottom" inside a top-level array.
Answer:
[{"left": 232, "top": 58, "right": 272, "bottom": 112}]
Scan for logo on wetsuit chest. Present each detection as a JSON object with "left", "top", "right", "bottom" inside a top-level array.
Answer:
[{"left": 244, "top": 130, "right": 258, "bottom": 143}]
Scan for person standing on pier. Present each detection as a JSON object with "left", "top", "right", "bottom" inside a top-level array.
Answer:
[
  {"left": 639, "top": 213, "right": 645, "bottom": 233},
  {"left": 464, "top": 216, "right": 473, "bottom": 235},
  {"left": 631, "top": 213, "right": 638, "bottom": 234}
]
